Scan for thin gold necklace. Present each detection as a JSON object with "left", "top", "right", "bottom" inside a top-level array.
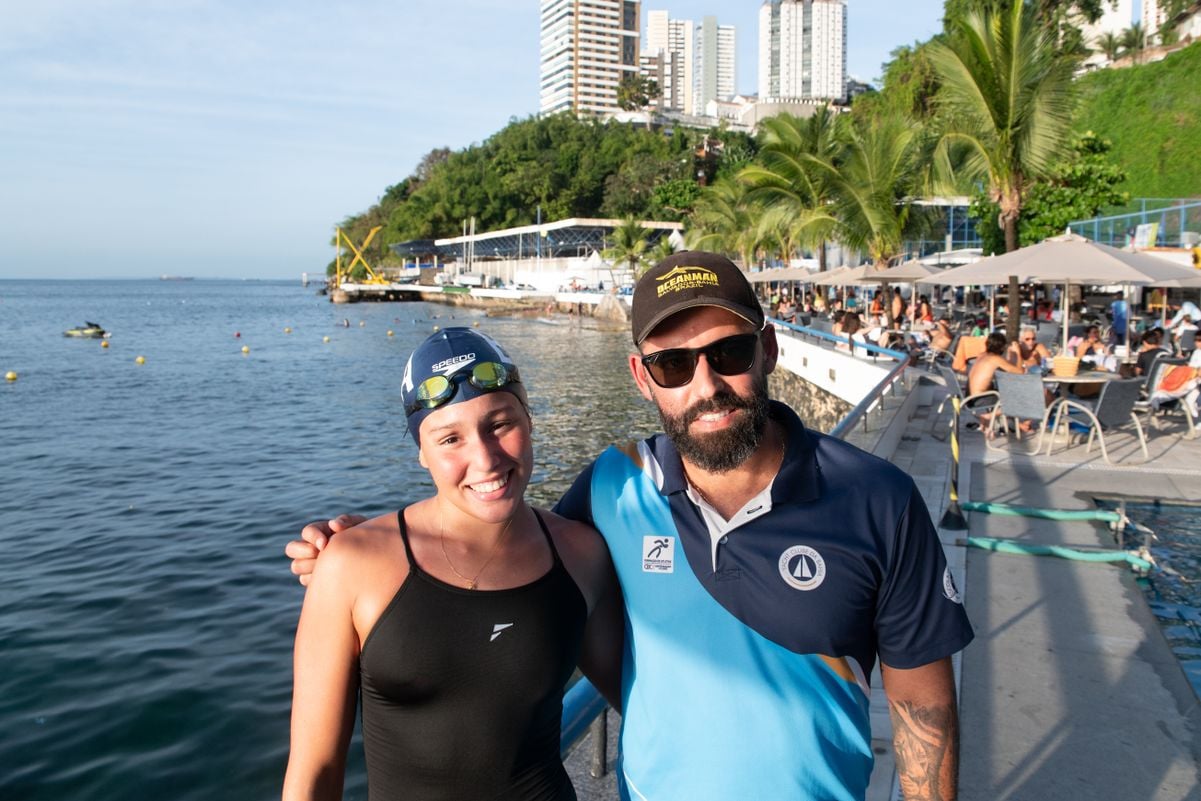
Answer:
[{"left": 439, "top": 504, "right": 516, "bottom": 590}]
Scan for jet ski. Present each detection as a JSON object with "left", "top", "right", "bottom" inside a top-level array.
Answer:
[{"left": 64, "top": 321, "right": 109, "bottom": 338}]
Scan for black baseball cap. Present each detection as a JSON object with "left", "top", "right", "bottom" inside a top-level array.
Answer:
[{"left": 631, "top": 251, "right": 765, "bottom": 345}]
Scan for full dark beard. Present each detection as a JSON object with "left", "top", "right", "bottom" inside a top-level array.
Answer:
[{"left": 657, "top": 376, "right": 771, "bottom": 472}]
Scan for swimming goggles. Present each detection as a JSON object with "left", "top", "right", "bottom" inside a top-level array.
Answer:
[
  {"left": 405, "top": 361, "right": 520, "bottom": 416},
  {"left": 639, "top": 332, "right": 759, "bottom": 389}
]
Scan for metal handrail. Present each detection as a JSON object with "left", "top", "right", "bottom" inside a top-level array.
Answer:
[
  {"left": 558, "top": 318, "right": 914, "bottom": 761},
  {"left": 765, "top": 319, "right": 912, "bottom": 440}
]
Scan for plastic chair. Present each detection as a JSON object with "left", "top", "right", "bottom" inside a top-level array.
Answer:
[
  {"left": 1047, "top": 378, "right": 1149, "bottom": 464},
  {"left": 934, "top": 363, "right": 998, "bottom": 437},
  {"left": 992, "top": 372, "right": 1060, "bottom": 454},
  {"left": 1178, "top": 329, "right": 1196, "bottom": 358},
  {"left": 1140, "top": 357, "right": 1199, "bottom": 439}
]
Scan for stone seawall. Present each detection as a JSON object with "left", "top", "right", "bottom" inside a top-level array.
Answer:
[{"left": 769, "top": 368, "right": 852, "bottom": 434}]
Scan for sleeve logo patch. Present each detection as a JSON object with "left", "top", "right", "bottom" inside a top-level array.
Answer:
[
  {"left": 779, "top": 545, "right": 826, "bottom": 591},
  {"left": 642, "top": 536, "right": 675, "bottom": 573},
  {"left": 943, "top": 566, "right": 963, "bottom": 604}
]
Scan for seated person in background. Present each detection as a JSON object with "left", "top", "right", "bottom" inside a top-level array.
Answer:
[
  {"left": 776, "top": 297, "right": 795, "bottom": 323},
  {"left": 1172, "top": 313, "right": 1198, "bottom": 343},
  {"left": 836, "top": 313, "right": 866, "bottom": 353},
  {"left": 1150, "top": 350, "right": 1201, "bottom": 418},
  {"left": 968, "top": 332, "right": 1026, "bottom": 397},
  {"left": 969, "top": 316, "right": 990, "bottom": 337},
  {"left": 813, "top": 292, "right": 828, "bottom": 314},
  {"left": 830, "top": 309, "right": 845, "bottom": 338},
  {"left": 1136, "top": 328, "right": 1169, "bottom": 377},
  {"left": 967, "top": 332, "right": 1029, "bottom": 433},
  {"left": 1073, "top": 325, "right": 1110, "bottom": 364},
  {"left": 1168, "top": 300, "right": 1201, "bottom": 329},
  {"left": 916, "top": 294, "right": 934, "bottom": 324},
  {"left": 929, "top": 317, "right": 954, "bottom": 354},
  {"left": 1007, "top": 325, "right": 1051, "bottom": 370}
]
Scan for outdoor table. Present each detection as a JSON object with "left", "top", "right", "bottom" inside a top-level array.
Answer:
[{"left": 1040, "top": 371, "right": 1123, "bottom": 386}]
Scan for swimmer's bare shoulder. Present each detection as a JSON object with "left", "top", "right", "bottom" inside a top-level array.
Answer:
[
  {"left": 308, "top": 511, "right": 407, "bottom": 634},
  {"left": 538, "top": 508, "right": 614, "bottom": 613}
]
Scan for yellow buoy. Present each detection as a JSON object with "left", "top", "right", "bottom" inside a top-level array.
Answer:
[
  {"left": 323, "top": 336, "right": 330, "bottom": 343},
  {"left": 284, "top": 327, "right": 292, "bottom": 334},
  {"left": 473, "top": 321, "right": 480, "bottom": 328},
  {"left": 4, "top": 371, "right": 16, "bottom": 382},
  {"left": 241, "top": 345, "right": 250, "bottom": 354},
  {"left": 359, "top": 321, "right": 366, "bottom": 327},
  {"left": 135, "top": 356, "right": 146, "bottom": 365},
  {"left": 433, "top": 325, "right": 440, "bottom": 332},
  {"left": 387, "top": 330, "right": 394, "bottom": 337},
  {"left": 101, "top": 340, "right": 110, "bottom": 349}
]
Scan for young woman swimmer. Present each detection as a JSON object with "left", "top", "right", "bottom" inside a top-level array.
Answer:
[{"left": 283, "top": 328, "right": 621, "bottom": 801}]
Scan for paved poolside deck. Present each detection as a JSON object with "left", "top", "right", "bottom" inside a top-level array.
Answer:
[{"left": 565, "top": 372, "right": 1201, "bottom": 800}]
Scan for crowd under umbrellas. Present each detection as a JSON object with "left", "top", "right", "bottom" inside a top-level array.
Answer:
[{"left": 917, "top": 233, "right": 1201, "bottom": 352}]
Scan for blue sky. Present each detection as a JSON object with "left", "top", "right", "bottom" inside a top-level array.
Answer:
[{"left": 0, "top": 1, "right": 945, "bottom": 280}]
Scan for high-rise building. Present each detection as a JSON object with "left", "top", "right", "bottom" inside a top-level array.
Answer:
[
  {"left": 758, "top": 0, "right": 846, "bottom": 102},
  {"left": 695, "top": 16, "right": 737, "bottom": 114},
  {"left": 540, "top": 0, "right": 642, "bottom": 115},
  {"left": 1142, "top": 0, "right": 1167, "bottom": 39},
  {"left": 645, "top": 9, "right": 694, "bottom": 114}
]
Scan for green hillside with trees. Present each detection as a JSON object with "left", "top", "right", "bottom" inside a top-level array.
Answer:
[
  {"left": 1074, "top": 42, "right": 1201, "bottom": 199},
  {"left": 331, "top": 115, "right": 755, "bottom": 271}
]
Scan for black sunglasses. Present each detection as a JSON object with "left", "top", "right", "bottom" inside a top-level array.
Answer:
[{"left": 640, "top": 332, "right": 760, "bottom": 389}]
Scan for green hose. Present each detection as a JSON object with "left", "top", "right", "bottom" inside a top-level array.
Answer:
[
  {"left": 965, "top": 537, "right": 1154, "bottom": 571},
  {"left": 961, "top": 501, "right": 1122, "bottom": 523}
]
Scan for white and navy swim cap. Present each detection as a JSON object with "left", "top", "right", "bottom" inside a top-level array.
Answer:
[{"left": 401, "top": 327, "right": 528, "bottom": 444}]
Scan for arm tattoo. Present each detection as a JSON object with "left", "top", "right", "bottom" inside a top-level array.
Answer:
[{"left": 888, "top": 698, "right": 959, "bottom": 801}]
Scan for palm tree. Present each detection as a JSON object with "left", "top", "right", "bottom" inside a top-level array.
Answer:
[
  {"left": 739, "top": 109, "right": 841, "bottom": 271},
  {"left": 603, "top": 217, "right": 651, "bottom": 280},
  {"left": 928, "top": 1, "right": 1078, "bottom": 338},
  {"left": 1120, "top": 23, "right": 1146, "bottom": 63},
  {"left": 687, "top": 178, "right": 763, "bottom": 270},
  {"left": 798, "top": 113, "right": 930, "bottom": 328},
  {"left": 1098, "top": 31, "right": 1122, "bottom": 63}
]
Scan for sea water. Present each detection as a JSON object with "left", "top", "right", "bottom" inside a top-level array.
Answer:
[
  {"left": 1102, "top": 501, "right": 1201, "bottom": 700},
  {"left": 0, "top": 280, "right": 659, "bottom": 800}
]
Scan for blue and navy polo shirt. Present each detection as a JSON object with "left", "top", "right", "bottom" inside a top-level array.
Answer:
[{"left": 555, "top": 401, "right": 973, "bottom": 801}]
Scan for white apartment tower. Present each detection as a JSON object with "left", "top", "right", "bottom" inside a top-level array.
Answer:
[
  {"left": 695, "top": 16, "right": 737, "bottom": 114},
  {"left": 645, "top": 9, "right": 694, "bottom": 114},
  {"left": 1142, "top": 0, "right": 1167, "bottom": 39},
  {"left": 540, "top": 0, "right": 642, "bottom": 115},
  {"left": 758, "top": 0, "right": 847, "bottom": 102}
]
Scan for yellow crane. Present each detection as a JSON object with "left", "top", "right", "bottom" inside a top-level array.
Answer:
[{"left": 333, "top": 226, "right": 388, "bottom": 287}]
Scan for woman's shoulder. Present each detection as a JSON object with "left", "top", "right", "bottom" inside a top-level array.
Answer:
[
  {"left": 538, "top": 508, "right": 613, "bottom": 597},
  {"left": 320, "top": 512, "right": 402, "bottom": 570}
]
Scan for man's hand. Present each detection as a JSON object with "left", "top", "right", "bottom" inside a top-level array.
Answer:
[{"left": 286, "top": 514, "right": 367, "bottom": 586}]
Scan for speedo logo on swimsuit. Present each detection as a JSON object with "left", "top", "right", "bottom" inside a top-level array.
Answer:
[
  {"left": 656, "top": 266, "right": 719, "bottom": 297},
  {"left": 642, "top": 536, "right": 675, "bottom": 573},
  {"left": 431, "top": 352, "right": 475, "bottom": 374},
  {"left": 490, "top": 623, "right": 514, "bottom": 642}
]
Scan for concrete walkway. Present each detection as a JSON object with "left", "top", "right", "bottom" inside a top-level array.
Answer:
[{"left": 564, "top": 373, "right": 1201, "bottom": 800}]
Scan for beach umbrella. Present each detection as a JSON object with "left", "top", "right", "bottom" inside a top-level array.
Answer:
[{"left": 918, "top": 233, "right": 1201, "bottom": 351}]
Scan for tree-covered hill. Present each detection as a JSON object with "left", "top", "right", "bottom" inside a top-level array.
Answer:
[
  {"left": 1074, "top": 43, "right": 1201, "bottom": 199},
  {"left": 334, "top": 114, "right": 755, "bottom": 263}
]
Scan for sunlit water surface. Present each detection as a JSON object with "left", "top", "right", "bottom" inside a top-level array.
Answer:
[{"left": 0, "top": 279, "right": 661, "bottom": 800}]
